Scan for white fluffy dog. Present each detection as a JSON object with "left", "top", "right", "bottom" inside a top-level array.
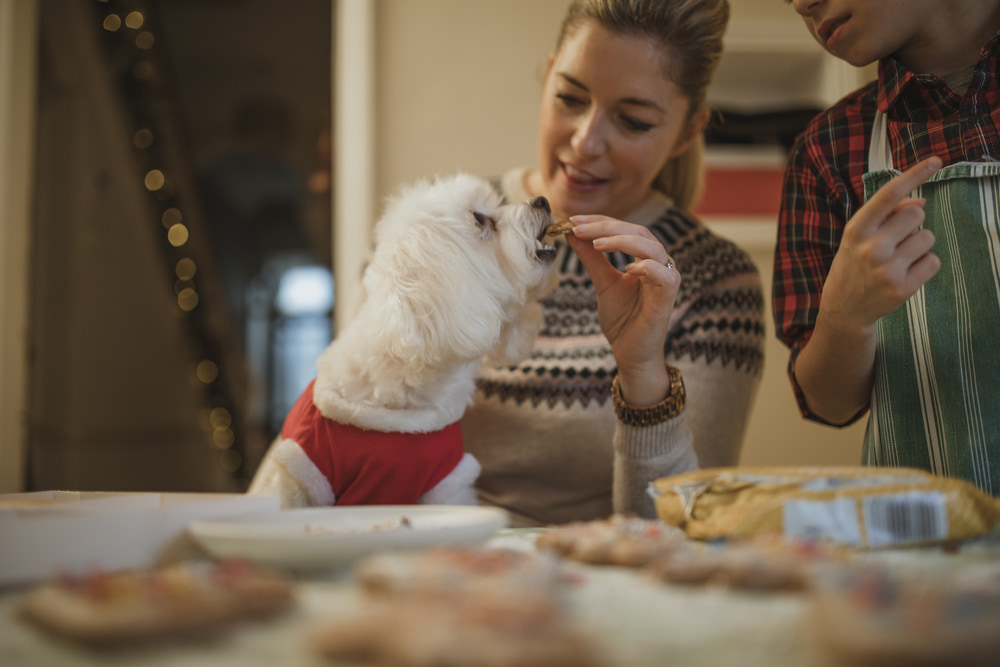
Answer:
[{"left": 249, "top": 173, "right": 559, "bottom": 508}]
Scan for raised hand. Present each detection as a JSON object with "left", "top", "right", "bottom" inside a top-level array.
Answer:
[
  {"left": 795, "top": 155, "right": 943, "bottom": 423},
  {"left": 567, "top": 215, "right": 681, "bottom": 407},
  {"left": 821, "top": 155, "right": 943, "bottom": 335}
]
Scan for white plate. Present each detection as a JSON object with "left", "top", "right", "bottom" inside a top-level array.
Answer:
[{"left": 188, "top": 505, "right": 509, "bottom": 570}]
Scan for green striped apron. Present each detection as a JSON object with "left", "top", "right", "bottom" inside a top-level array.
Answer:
[{"left": 862, "top": 110, "right": 1000, "bottom": 495}]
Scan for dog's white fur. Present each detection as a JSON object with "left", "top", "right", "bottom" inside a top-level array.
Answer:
[{"left": 249, "top": 173, "right": 559, "bottom": 508}]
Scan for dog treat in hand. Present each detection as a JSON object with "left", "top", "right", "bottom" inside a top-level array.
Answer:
[{"left": 543, "top": 219, "right": 575, "bottom": 240}]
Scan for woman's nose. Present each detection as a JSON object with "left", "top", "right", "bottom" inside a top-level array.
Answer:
[
  {"left": 571, "top": 111, "right": 606, "bottom": 157},
  {"left": 791, "top": 0, "right": 822, "bottom": 16}
]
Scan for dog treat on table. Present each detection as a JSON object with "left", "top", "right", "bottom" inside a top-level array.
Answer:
[
  {"left": 313, "top": 545, "right": 598, "bottom": 667},
  {"left": 18, "top": 560, "right": 295, "bottom": 648},
  {"left": 355, "top": 545, "right": 562, "bottom": 599},
  {"left": 536, "top": 514, "right": 688, "bottom": 567},
  {"left": 313, "top": 594, "right": 597, "bottom": 667},
  {"left": 647, "top": 535, "right": 825, "bottom": 592},
  {"left": 809, "top": 563, "right": 1000, "bottom": 667}
]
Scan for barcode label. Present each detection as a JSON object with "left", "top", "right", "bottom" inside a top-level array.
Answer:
[{"left": 863, "top": 492, "right": 948, "bottom": 547}]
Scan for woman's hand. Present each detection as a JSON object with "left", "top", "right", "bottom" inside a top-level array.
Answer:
[{"left": 567, "top": 214, "right": 681, "bottom": 407}]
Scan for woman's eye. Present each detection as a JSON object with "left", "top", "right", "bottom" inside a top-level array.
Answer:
[
  {"left": 555, "top": 92, "right": 584, "bottom": 108},
  {"left": 622, "top": 116, "right": 654, "bottom": 132}
]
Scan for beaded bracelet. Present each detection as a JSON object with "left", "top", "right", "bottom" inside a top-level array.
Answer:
[{"left": 611, "top": 365, "right": 686, "bottom": 427}]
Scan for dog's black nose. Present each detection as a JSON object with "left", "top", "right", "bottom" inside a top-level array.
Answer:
[{"left": 528, "top": 196, "right": 550, "bottom": 212}]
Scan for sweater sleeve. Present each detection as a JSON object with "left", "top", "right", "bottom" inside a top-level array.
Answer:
[{"left": 612, "top": 416, "right": 697, "bottom": 518}]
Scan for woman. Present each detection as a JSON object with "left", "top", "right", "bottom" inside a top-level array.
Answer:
[{"left": 461, "top": 0, "right": 765, "bottom": 526}]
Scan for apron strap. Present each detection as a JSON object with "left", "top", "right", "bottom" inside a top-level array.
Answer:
[{"left": 868, "top": 109, "right": 893, "bottom": 172}]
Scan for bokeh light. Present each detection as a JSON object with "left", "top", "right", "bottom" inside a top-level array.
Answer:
[
  {"left": 175, "top": 257, "right": 197, "bottom": 280},
  {"left": 124, "top": 11, "right": 144, "bottom": 29},
  {"left": 133, "top": 128, "right": 153, "bottom": 149},
  {"left": 196, "top": 360, "right": 218, "bottom": 384},
  {"left": 167, "top": 223, "right": 189, "bottom": 247},
  {"left": 177, "top": 287, "right": 198, "bottom": 311},
  {"left": 144, "top": 169, "right": 165, "bottom": 191}
]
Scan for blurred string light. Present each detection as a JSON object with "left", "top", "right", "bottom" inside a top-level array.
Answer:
[
  {"left": 161, "top": 206, "right": 181, "bottom": 228},
  {"left": 143, "top": 168, "right": 164, "bottom": 191},
  {"left": 124, "top": 10, "right": 144, "bottom": 29},
  {"left": 133, "top": 128, "right": 153, "bottom": 149},
  {"left": 175, "top": 257, "right": 196, "bottom": 280},
  {"left": 94, "top": 0, "right": 247, "bottom": 488},
  {"left": 197, "top": 360, "right": 218, "bottom": 384},
  {"left": 167, "top": 223, "right": 189, "bottom": 247}
]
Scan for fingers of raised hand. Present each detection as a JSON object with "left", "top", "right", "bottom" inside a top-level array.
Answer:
[
  {"left": 843, "top": 198, "right": 930, "bottom": 267},
  {"left": 626, "top": 257, "right": 679, "bottom": 284},
  {"left": 883, "top": 197, "right": 927, "bottom": 238},
  {"left": 895, "top": 225, "right": 936, "bottom": 260},
  {"left": 571, "top": 215, "right": 657, "bottom": 241},
  {"left": 595, "top": 234, "right": 669, "bottom": 265},
  {"left": 855, "top": 156, "right": 941, "bottom": 230},
  {"left": 569, "top": 217, "right": 666, "bottom": 263}
]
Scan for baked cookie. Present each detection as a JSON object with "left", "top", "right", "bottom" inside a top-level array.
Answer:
[
  {"left": 809, "top": 563, "right": 1000, "bottom": 667},
  {"left": 18, "top": 560, "right": 295, "bottom": 647},
  {"left": 315, "top": 546, "right": 598, "bottom": 667},
  {"left": 648, "top": 535, "right": 827, "bottom": 592},
  {"left": 355, "top": 546, "right": 562, "bottom": 599},
  {"left": 313, "top": 594, "right": 596, "bottom": 667},
  {"left": 536, "top": 515, "right": 688, "bottom": 567}
]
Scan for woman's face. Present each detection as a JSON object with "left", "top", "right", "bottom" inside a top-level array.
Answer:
[{"left": 530, "top": 22, "right": 698, "bottom": 221}]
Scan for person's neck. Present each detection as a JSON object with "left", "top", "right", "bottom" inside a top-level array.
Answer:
[{"left": 895, "top": 0, "right": 1000, "bottom": 76}]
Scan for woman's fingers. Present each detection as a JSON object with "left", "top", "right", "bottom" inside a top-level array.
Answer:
[{"left": 571, "top": 215, "right": 669, "bottom": 264}]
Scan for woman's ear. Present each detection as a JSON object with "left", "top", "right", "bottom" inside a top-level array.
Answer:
[{"left": 669, "top": 106, "right": 711, "bottom": 159}]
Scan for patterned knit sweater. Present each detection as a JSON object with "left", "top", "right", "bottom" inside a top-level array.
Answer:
[{"left": 460, "top": 168, "right": 765, "bottom": 527}]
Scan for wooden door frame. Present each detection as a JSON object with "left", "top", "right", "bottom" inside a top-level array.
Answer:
[{"left": 0, "top": 0, "right": 39, "bottom": 492}]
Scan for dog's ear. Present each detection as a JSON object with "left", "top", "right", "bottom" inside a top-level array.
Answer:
[{"left": 483, "top": 302, "right": 543, "bottom": 367}]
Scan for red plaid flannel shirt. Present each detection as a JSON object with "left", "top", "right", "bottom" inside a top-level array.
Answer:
[{"left": 773, "top": 32, "right": 1000, "bottom": 424}]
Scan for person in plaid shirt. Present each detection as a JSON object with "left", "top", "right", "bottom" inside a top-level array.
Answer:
[{"left": 774, "top": 0, "right": 1000, "bottom": 494}]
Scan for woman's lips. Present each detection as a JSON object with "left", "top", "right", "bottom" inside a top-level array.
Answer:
[{"left": 560, "top": 163, "right": 607, "bottom": 193}]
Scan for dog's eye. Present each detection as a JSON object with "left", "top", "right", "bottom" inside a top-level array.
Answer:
[{"left": 472, "top": 211, "right": 497, "bottom": 231}]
